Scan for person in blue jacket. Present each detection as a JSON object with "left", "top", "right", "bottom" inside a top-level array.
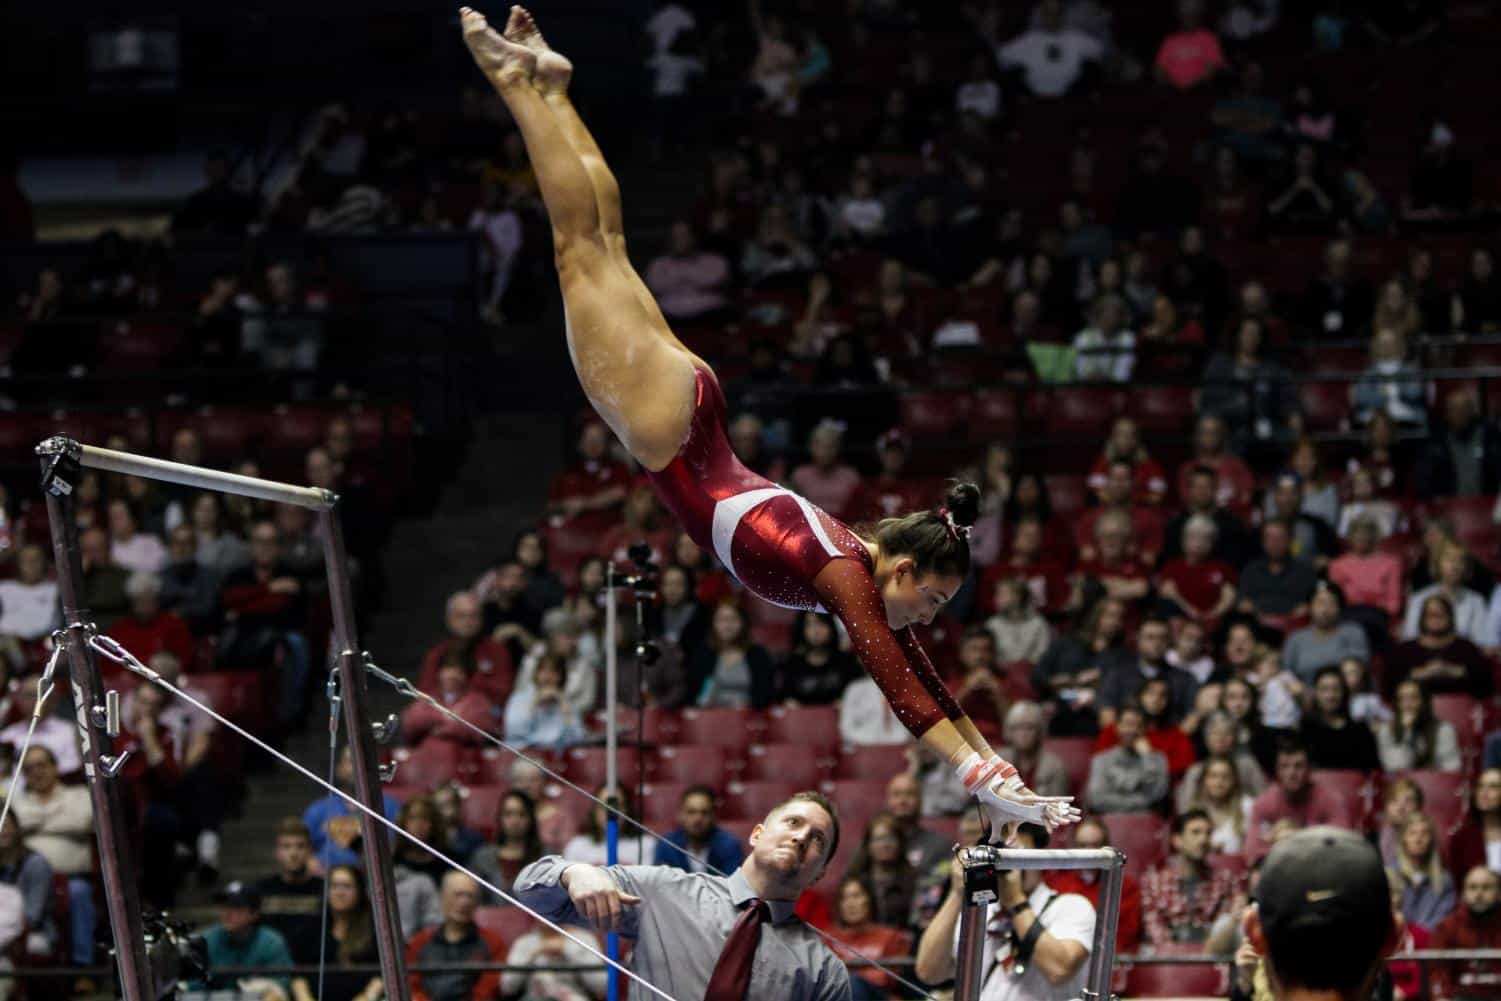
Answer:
[{"left": 652, "top": 785, "right": 745, "bottom": 875}]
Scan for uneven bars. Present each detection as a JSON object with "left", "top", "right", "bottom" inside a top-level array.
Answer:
[{"left": 37, "top": 436, "right": 336, "bottom": 510}]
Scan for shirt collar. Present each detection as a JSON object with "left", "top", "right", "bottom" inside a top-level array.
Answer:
[{"left": 727, "top": 868, "right": 799, "bottom": 925}]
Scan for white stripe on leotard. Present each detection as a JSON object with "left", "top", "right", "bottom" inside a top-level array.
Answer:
[{"left": 710, "top": 486, "right": 841, "bottom": 610}]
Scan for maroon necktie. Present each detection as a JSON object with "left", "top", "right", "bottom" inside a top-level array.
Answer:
[{"left": 703, "top": 898, "right": 768, "bottom": 1001}]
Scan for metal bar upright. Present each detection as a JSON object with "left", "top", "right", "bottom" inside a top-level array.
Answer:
[
  {"left": 1083, "top": 853, "right": 1127, "bottom": 1001},
  {"left": 604, "top": 564, "right": 620, "bottom": 1001},
  {"left": 319, "top": 508, "right": 411, "bottom": 1000},
  {"left": 36, "top": 447, "right": 155, "bottom": 1001},
  {"left": 954, "top": 849, "right": 998, "bottom": 1001}
]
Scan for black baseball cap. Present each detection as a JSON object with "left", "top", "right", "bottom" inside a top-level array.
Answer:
[
  {"left": 215, "top": 880, "right": 261, "bottom": 910},
  {"left": 1256, "top": 827, "right": 1390, "bottom": 946}
]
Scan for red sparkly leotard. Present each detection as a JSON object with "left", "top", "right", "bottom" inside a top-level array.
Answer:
[{"left": 644, "top": 367, "right": 964, "bottom": 736}]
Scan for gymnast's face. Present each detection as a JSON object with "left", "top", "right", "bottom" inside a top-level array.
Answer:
[{"left": 880, "top": 558, "right": 960, "bottom": 630}]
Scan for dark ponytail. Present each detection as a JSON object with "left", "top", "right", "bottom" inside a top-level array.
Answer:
[{"left": 861, "top": 480, "right": 981, "bottom": 578}]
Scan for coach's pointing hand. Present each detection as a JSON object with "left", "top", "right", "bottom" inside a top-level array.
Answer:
[{"left": 562, "top": 864, "right": 642, "bottom": 931}]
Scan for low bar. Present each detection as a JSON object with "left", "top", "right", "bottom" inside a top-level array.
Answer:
[
  {"left": 38, "top": 436, "right": 336, "bottom": 510},
  {"left": 971, "top": 847, "right": 1123, "bottom": 871}
]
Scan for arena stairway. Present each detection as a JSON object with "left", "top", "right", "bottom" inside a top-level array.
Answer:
[{"left": 188, "top": 318, "right": 571, "bottom": 921}]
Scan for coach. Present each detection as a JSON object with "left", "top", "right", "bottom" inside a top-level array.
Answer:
[{"left": 515, "top": 790, "right": 851, "bottom": 1001}]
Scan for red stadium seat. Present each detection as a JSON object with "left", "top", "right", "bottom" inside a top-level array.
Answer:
[
  {"left": 1403, "top": 770, "right": 1470, "bottom": 839},
  {"left": 475, "top": 906, "right": 535, "bottom": 945},
  {"left": 640, "top": 782, "right": 695, "bottom": 827},
  {"left": 998, "top": 661, "right": 1037, "bottom": 701},
  {"left": 384, "top": 785, "right": 423, "bottom": 805},
  {"left": 764, "top": 705, "right": 840, "bottom": 749},
  {"left": 820, "top": 780, "right": 890, "bottom": 833},
  {"left": 678, "top": 708, "right": 766, "bottom": 747},
  {"left": 742, "top": 744, "right": 829, "bottom": 787},
  {"left": 900, "top": 391, "right": 972, "bottom": 440},
  {"left": 1127, "top": 385, "right": 1196, "bottom": 434},
  {"left": 99, "top": 318, "right": 185, "bottom": 373},
  {"left": 1299, "top": 379, "right": 1353, "bottom": 432},
  {"left": 1046, "top": 738, "right": 1095, "bottom": 795},
  {"left": 190, "top": 672, "right": 269, "bottom": 733},
  {"left": 971, "top": 389, "right": 1021, "bottom": 438},
  {"left": 1310, "top": 770, "right": 1377, "bottom": 830},
  {"left": 655, "top": 745, "right": 735, "bottom": 787},
  {"left": 1424, "top": 497, "right": 1499, "bottom": 556},
  {"left": 564, "top": 747, "right": 645, "bottom": 789},
  {"left": 718, "top": 819, "right": 758, "bottom": 846},
  {"left": 460, "top": 784, "right": 507, "bottom": 840},
  {"left": 1431, "top": 694, "right": 1484, "bottom": 754},
  {"left": 1047, "top": 386, "right": 1126, "bottom": 436},
  {"left": 539, "top": 517, "right": 613, "bottom": 588},
  {"left": 474, "top": 747, "right": 564, "bottom": 785},
  {"left": 836, "top": 744, "right": 909, "bottom": 781},
  {"left": 722, "top": 780, "right": 803, "bottom": 822},
  {"left": 264, "top": 403, "right": 334, "bottom": 462},
  {"left": 393, "top": 742, "right": 465, "bottom": 788},
  {"left": 1100, "top": 812, "right": 1168, "bottom": 878},
  {"left": 1125, "top": 962, "right": 1229, "bottom": 997}
]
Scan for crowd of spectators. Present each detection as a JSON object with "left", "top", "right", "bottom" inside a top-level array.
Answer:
[
  {"left": 362, "top": 0, "right": 1501, "bottom": 997},
  {"left": 9, "top": 0, "right": 1501, "bottom": 997}
]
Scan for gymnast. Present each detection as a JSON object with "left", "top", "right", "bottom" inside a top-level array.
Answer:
[{"left": 459, "top": 5, "right": 1079, "bottom": 837}]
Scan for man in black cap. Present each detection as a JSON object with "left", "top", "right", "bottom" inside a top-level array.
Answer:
[
  {"left": 186, "top": 880, "right": 295, "bottom": 1000},
  {"left": 1245, "top": 826, "right": 1403, "bottom": 1001}
]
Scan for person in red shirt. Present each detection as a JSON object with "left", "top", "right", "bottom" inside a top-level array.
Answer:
[
  {"left": 1049, "top": 816, "right": 1143, "bottom": 951},
  {"left": 852, "top": 428, "right": 931, "bottom": 522},
  {"left": 403, "top": 652, "right": 500, "bottom": 746},
  {"left": 597, "top": 482, "right": 676, "bottom": 567},
  {"left": 1094, "top": 676, "right": 1197, "bottom": 777},
  {"left": 1158, "top": 515, "right": 1237, "bottom": 629},
  {"left": 980, "top": 516, "right": 1071, "bottom": 616},
  {"left": 1087, "top": 417, "right": 1168, "bottom": 506},
  {"left": 828, "top": 877, "right": 911, "bottom": 995},
  {"left": 546, "top": 421, "right": 632, "bottom": 531},
  {"left": 1076, "top": 461, "right": 1164, "bottom": 566},
  {"left": 1153, "top": 0, "right": 1226, "bottom": 91},
  {"left": 106, "top": 572, "right": 195, "bottom": 682},
  {"left": 1430, "top": 866, "right": 1501, "bottom": 1001},
  {"left": 954, "top": 628, "right": 1009, "bottom": 742},
  {"left": 1245, "top": 740, "right": 1355, "bottom": 860},
  {"left": 1175, "top": 415, "right": 1255, "bottom": 511},
  {"left": 1075, "top": 509, "right": 1153, "bottom": 615},
  {"left": 1328, "top": 514, "right": 1404, "bottom": 631},
  {"left": 418, "top": 591, "right": 516, "bottom": 706},
  {"left": 405, "top": 871, "right": 508, "bottom": 1001},
  {"left": 788, "top": 419, "right": 864, "bottom": 521}
]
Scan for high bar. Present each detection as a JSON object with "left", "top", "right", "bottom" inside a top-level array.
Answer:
[
  {"left": 36, "top": 436, "right": 338, "bottom": 511},
  {"left": 959, "top": 847, "right": 1125, "bottom": 871}
]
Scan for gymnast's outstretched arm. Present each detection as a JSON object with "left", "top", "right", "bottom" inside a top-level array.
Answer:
[{"left": 814, "top": 558, "right": 1078, "bottom": 833}]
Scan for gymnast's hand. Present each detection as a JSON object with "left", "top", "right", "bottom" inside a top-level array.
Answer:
[{"left": 562, "top": 864, "right": 641, "bottom": 931}]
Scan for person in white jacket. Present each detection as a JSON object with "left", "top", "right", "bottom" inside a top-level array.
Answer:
[{"left": 502, "top": 923, "right": 608, "bottom": 1000}]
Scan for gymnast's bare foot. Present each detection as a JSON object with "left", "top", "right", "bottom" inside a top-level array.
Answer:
[
  {"left": 460, "top": 7, "right": 536, "bottom": 88},
  {"left": 505, "top": 5, "right": 573, "bottom": 98}
]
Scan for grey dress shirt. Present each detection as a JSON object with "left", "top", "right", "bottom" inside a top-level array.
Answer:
[{"left": 514, "top": 856, "right": 853, "bottom": 1001}]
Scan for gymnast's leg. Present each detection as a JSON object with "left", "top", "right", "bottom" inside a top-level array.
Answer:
[
  {"left": 460, "top": 7, "right": 697, "bottom": 471},
  {"left": 502, "top": 5, "right": 709, "bottom": 370}
]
